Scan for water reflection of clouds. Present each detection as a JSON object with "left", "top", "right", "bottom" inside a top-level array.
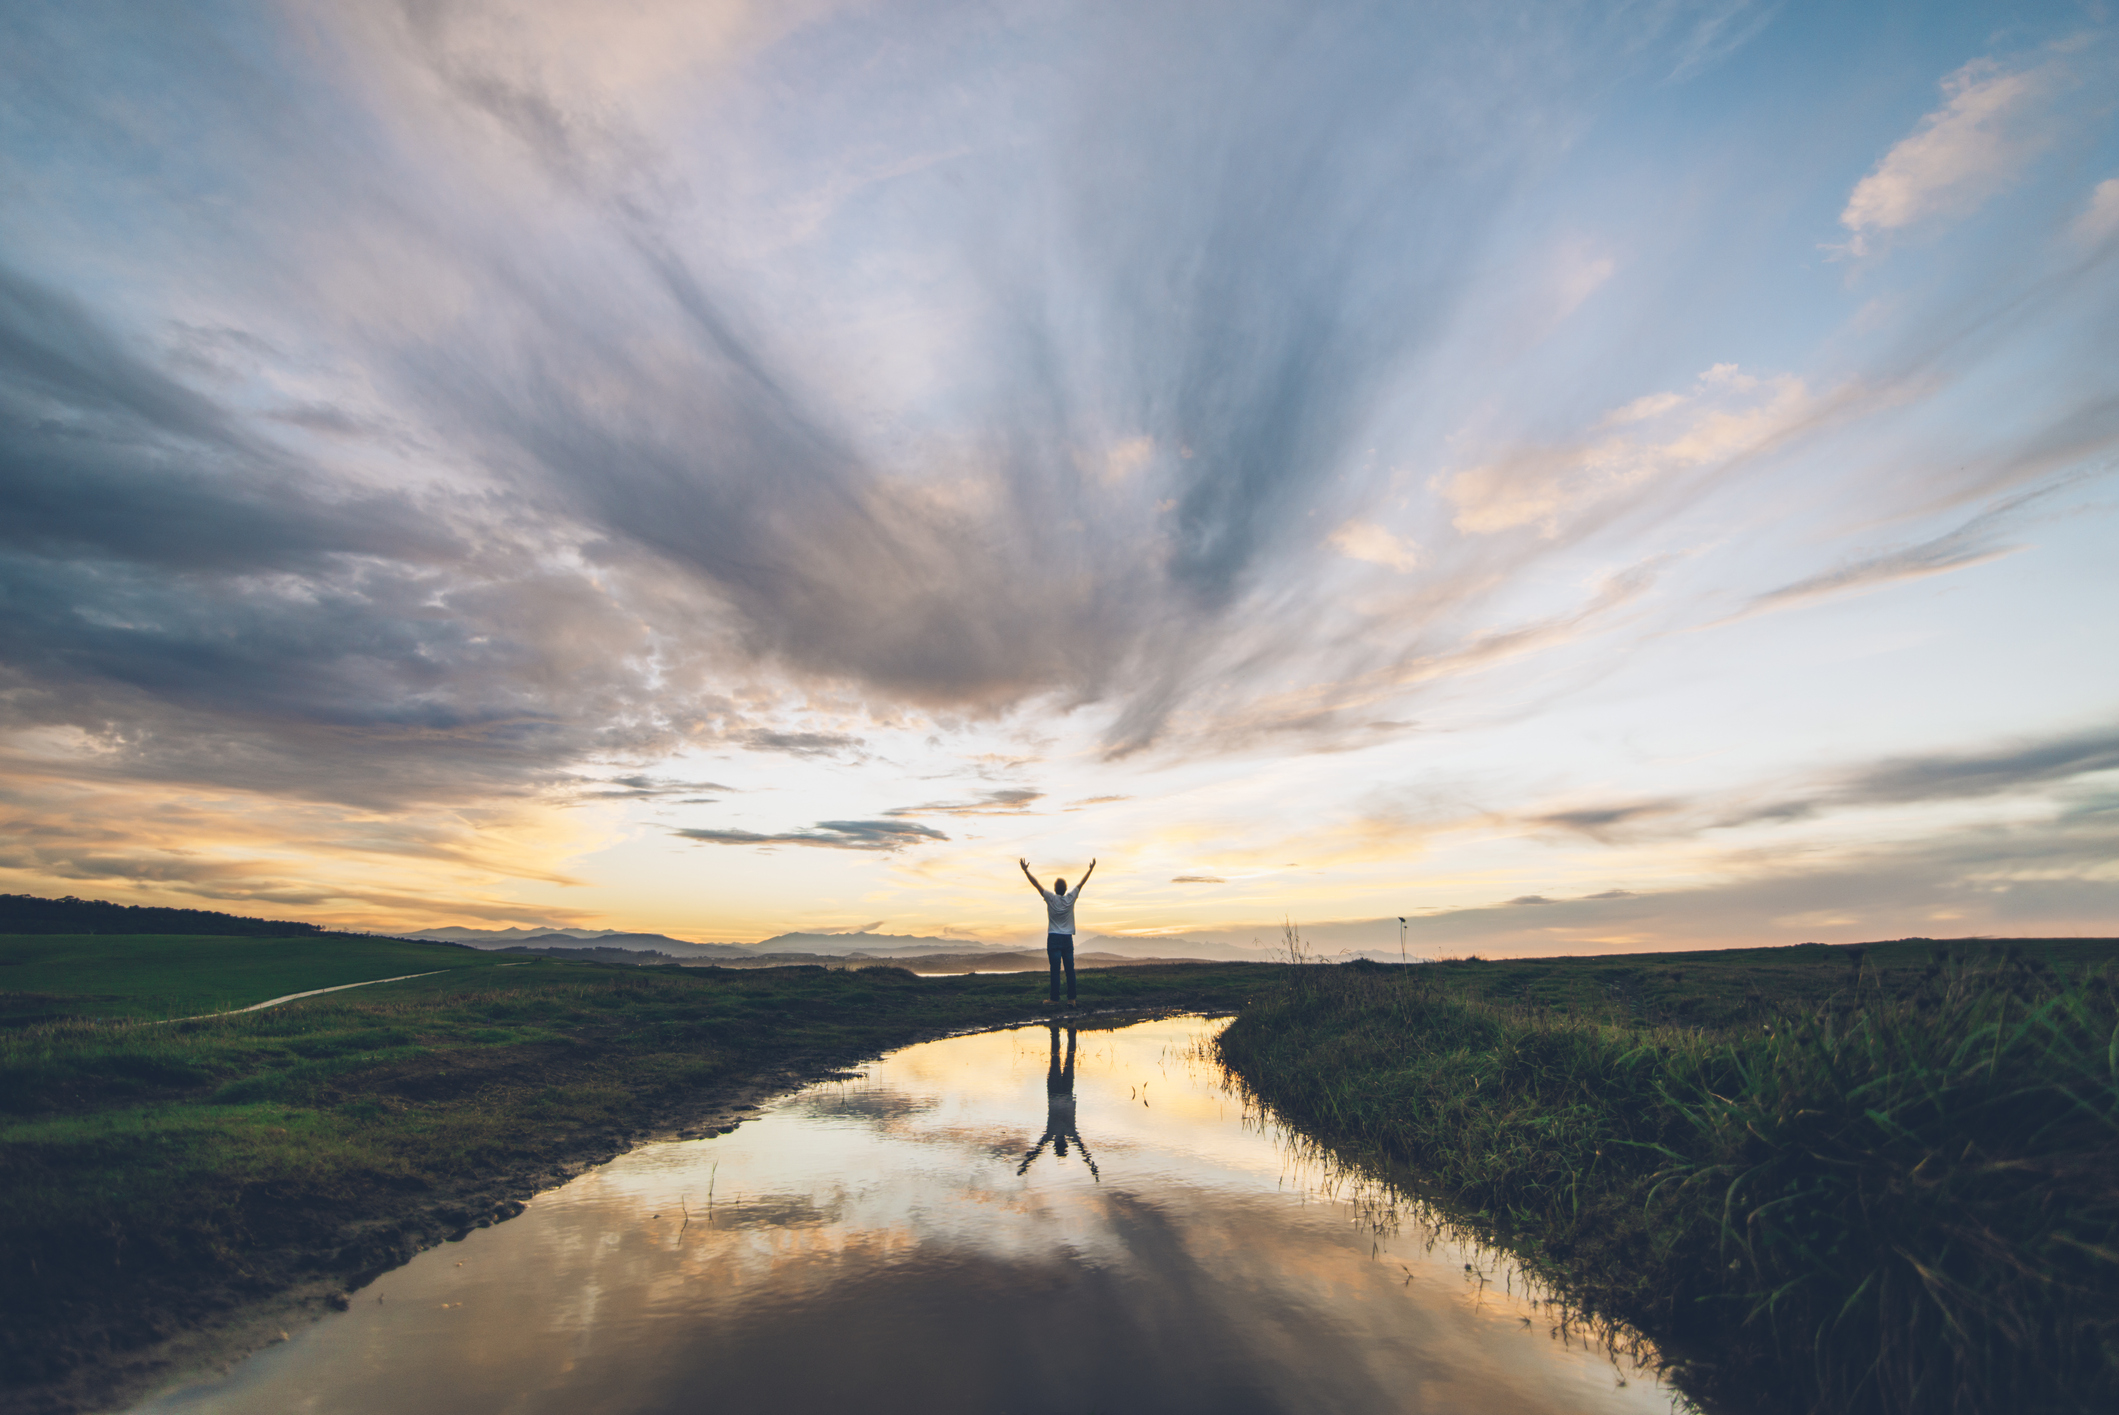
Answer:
[
  {"left": 790, "top": 1018, "right": 1279, "bottom": 1182},
  {"left": 135, "top": 1017, "right": 1683, "bottom": 1415}
]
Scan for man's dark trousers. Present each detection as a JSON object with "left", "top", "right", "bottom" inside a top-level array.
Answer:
[{"left": 1047, "top": 932, "right": 1076, "bottom": 1002}]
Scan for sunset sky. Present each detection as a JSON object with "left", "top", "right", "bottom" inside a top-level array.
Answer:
[{"left": 3, "top": 1, "right": 2115, "bottom": 954}]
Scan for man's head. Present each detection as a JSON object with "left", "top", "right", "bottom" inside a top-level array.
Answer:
[{"left": 1054, "top": 878, "right": 1067, "bottom": 895}]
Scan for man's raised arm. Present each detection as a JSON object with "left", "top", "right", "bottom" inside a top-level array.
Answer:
[
  {"left": 1019, "top": 857, "right": 1046, "bottom": 894},
  {"left": 1075, "top": 858, "right": 1097, "bottom": 893}
]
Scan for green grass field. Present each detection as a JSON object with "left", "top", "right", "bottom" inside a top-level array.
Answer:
[
  {"left": 0, "top": 932, "right": 513, "bottom": 1025},
  {"left": 1386, "top": 934, "right": 2119, "bottom": 1027},
  {"left": 1217, "top": 936, "right": 2119, "bottom": 1415},
  {"left": 13, "top": 927, "right": 2115, "bottom": 1414}
]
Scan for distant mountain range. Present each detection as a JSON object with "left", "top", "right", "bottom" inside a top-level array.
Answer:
[
  {"left": 0, "top": 893, "right": 1273, "bottom": 963},
  {"left": 400, "top": 926, "right": 754, "bottom": 958},
  {"left": 757, "top": 930, "right": 1271, "bottom": 961},
  {"left": 404, "top": 924, "right": 695, "bottom": 945},
  {"left": 1067, "top": 934, "right": 1272, "bottom": 962},
  {"left": 399, "top": 924, "right": 1267, "bottom": 962},
  {"left": 396, "top": 926, "right": 994, "bottom": 960},
  {"left": 753, "top": 931, "right": 1010, "bottom": 957}
]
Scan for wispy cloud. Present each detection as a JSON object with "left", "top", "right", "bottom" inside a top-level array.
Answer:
[
  {"left": 1838, "top": 51, "right": 2073, "bottom": 257},
  {"left": 1328, "top": 520, "right": 1421, "bottom": 572},
  {"left": 1819, "top": 728, "right": 2119, "bottom": 809},
  {"left": 581, "top": 774, "right": 735, "bottom": 799},
  {"left": 1435, "top": 364, "right": 1816, "bottom": 537},
  {"left": 1529, "top": 725, "right": 2119, "bottom": 843},
  {"left": 737, "top": 731, "right": 867, "bottom": 759},
  {"left": 1529, "top": 802, "right": 1684, "bottom": 839},
  {"left": 673, "top": 820, "right": 950, "bottom": 851},
  {"left": 1664, "top": 0, "right": 1784, "bottom": 83},
  {"left": 1738, "top": 483, "right": 2056, "bottom": 617},
  {"left": 2072, "top": 177, "right": 2119, "bottom": 245},
  {"left": 884, "top": 788, "right": 1043, "bottom": 818}
]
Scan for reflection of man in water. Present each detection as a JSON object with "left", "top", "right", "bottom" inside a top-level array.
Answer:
[
  {"left": 1018, "top": 1025, "right": 1098, "bottom": 1179},
  {"left": 1019, "top": 856, "right": 1095, "bottom": 1009}
]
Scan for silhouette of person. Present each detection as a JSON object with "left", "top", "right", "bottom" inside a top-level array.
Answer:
[
  {"left": 1018, "top": 1025, "right": 1098, "bottom": 1180},
  {"left": 1019, "top": 857, "right": 1094, "bottom": 1008}
]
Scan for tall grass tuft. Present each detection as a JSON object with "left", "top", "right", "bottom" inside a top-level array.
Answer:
[
  {"left": 1216, "top": 957, "right": 2119, "bottom": 1415},
  {"left": 1652, "top": 959, "right": 2119, "bottom": 1413}
]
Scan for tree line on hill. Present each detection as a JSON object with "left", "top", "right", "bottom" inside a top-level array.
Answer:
[{"left": 0, "top": 893, "right": 322, "bottom": 937}]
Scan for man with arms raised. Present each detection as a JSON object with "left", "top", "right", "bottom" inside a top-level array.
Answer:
[{"left": 1019, "top": 857, "right": 1095, "bottom": 1010}]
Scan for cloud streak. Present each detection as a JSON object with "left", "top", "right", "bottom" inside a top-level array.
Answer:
[
  {"left": 885, "top": 788, "right": 1043, "bottom": 818},
  {"left": 673, "top": 820, "right": 950, "bottom": 852},
  {"left": 581, "top": 775, "right": 735, "bottom": 800},
  {"left": 1530, "top": 725, "right": 2119, "bottom": 842}
]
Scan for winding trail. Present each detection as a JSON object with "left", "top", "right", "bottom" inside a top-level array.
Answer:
[{"left": 161, "top": 970, "right": 448, "bottom": 1023}]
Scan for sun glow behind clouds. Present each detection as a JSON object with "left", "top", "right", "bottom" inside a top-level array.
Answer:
[{"left": 0, "top": 2, "right": 2115, "bottom": 952}]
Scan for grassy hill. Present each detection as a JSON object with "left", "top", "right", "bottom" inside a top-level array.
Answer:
[{"left": 0, "top": 933, "right": 508, "bottom": 1026}]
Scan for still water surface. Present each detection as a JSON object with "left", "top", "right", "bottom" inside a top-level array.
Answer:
[{"left": 135, "top": 1017, "right": 1684, "bottom": 1415}]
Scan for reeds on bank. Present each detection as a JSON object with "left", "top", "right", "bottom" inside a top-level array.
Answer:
[{"left": 1215, "top": 951, "right": 2119, "bottom": 1415}]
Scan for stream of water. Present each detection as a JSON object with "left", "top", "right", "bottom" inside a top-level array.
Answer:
[{"left": 132, "top": 1016, "right": 1686, "bottom": 1415}]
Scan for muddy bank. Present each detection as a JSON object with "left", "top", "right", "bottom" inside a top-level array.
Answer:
[{"left": 8, "top": 1061, "right": 796, "bottom": 1415}]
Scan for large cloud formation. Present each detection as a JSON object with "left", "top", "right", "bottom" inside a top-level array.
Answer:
[
  {"left": 1, "top": 1, "right": 2115, "bottom": 938},
  {"left": 0, "top": 0, "right": 1592, "bottom": 806}
]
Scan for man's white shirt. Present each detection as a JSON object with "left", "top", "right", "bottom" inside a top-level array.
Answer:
[{"left": 1040, "top": 886, "right": 1079, "bottom": 935}]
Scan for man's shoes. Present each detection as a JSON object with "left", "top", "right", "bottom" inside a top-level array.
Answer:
[{"left": 1065, "top": 1000, "right": 1080, "bottom": 1009}]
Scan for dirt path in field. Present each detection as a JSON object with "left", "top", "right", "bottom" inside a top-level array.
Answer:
[{"left": 160, "top": 971, "right": 451, "bottom": 1023}]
